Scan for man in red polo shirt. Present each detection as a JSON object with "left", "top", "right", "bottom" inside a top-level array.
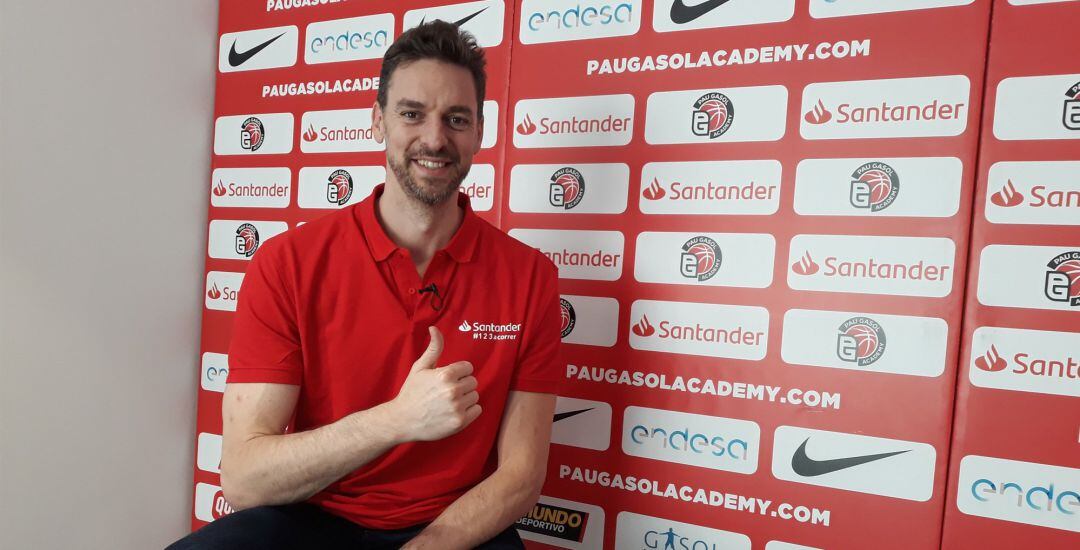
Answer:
[{"left": 169, "top": 21, "right": 560, "bottom": 550}]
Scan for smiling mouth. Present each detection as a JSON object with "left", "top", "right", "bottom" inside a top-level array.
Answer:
[{"left": 414, "top": 159, "right": 449, "bottom": 169}]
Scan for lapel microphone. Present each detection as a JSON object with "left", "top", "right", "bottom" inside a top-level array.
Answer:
[{"left": 418, "top": 283, "right": 443, "bottom": 311}]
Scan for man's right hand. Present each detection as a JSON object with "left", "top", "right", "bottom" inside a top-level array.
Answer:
[{"left": 391, "top": 326, "right": 482, "bottom": 442}]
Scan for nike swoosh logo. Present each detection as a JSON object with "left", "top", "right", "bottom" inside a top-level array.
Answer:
[
  {"left": 669, "top": 0, "right": 735, "bottom": 24},
  {"left": 419, "top": 7, "right": 489, "bottom": 27},
  {"left": 553, "top": 408, "right": 594, "bottom": 422},
  {"left": 791, "top": 438, "right": 910, "bottom": 477},
  {"left": 228, "top": 32, "right": 286, "bottom": 67}
]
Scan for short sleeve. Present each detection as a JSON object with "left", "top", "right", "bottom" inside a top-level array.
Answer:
[
  {"left": 226, "top": 240, "right": 303, "bottom": 385},
  {"left": 509, "top": 259, "right": 562, "bottom": 393}
]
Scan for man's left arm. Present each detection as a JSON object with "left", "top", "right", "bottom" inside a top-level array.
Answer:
[{"left": 404, "top": 389, "right": 555, "bottom": 550}]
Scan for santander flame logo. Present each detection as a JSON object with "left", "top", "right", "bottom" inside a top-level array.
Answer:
[
  {"left": 458, "top": 320, "right": 472, "bottom": 332},
  {"left": 207, "top": 283, "right": 222, "bottom": 300},
  {"left": 804, "top": 99, "right": 832, "bottom": 125},
  {"left": 791, "top": 251, "right": 820, "bottom": 275},
  {"left": 516, "top": 114, "right": 537, "bottom": 135},
  {"left": 990, "top": 180, "right": 1024, "bottom": 208},
  {"left": 974, "top": 345, "right": 1007, "bottom": 372},
  {"left": 631, "top": 315, "right": 655, "bottom": 337},
  {"left": 302, "top": 124, "right": 318, "bottom": 142},
  {"left": 642, "top": 178, "right": 666, "bottom": 201},
  {"left": 213, "top": 181, "right": 227, "bottom": 197}
]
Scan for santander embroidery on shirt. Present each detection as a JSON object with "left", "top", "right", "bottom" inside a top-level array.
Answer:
[{"left": 458, "top": 320, "right": 523, "bottom": 341}]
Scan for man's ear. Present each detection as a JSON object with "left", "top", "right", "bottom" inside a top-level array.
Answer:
[{"left": 371, "top": 100, "right": 385, "bottom": 144}]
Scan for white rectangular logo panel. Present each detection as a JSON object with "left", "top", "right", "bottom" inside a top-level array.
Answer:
[
  {"left": 201, "top": 353, "right": 229, "bottom": 393},
  {"left": 985, "top": 161, "right": 1080, "bottom": 225},
  {"left": 615, "top": 512, "right": 751, "bottom": 550},
  {"left": 551, "top": 397, "right": 612, "bottom": 451},
  {"left": 653, "top": 0, "right": 794, "bottom": 32},
  {"left": 640, "top": 160, "right": 782, "bottom": 216},
  {"left": 957, "top": 455, "right": 1080, "bottom": 533},
  {"left": 510, "top": 163, "right": 629, "bottom": 214},
  {"left": 994, "top": 74, "right": 1080, "bottom": 140},
  {"left": 810, "top": 0, "right": 975, "bottom": 18},
  {"left": 634, "top": 232, "right": 775, "bottom": 288},
  {"left": 969, "top": 326, "right": 1080, "bottom": 398},
  {"left": 513, "top": 95, "right": 634, "bottom": 148},
  {"left": 628, "top": 300, "right": 769, "bottom": 360},
  {"left": 297, "top": 166, "right": 383, "bottom": 209},
  {"left": 645, "top": 86, "right": 788, "bottom": 144},
  {"left": 794, "top": 157, "right": 962, "bottom": 218},
  {"left": 519, "top": 0, "right": 642, "bottom": 44},
  {"left": 462, "top": 164, "right": 495, "bottom": 212},
  {"left": 977, "top": 245, "right": 1080, "bottom": 312},
  {"left": 801, "top": 75, "right": 971, "bottom": 139},
  {"left": 781, "top": 309, "right": 949, "bottom": 377},
  {"left": 300, "top": 109, "right": 382, "bottom": 153},
  {"left": 516, "top": 495, "right": 605, "bottom": 550},
  {"left": 772, "top": 426, "right": 937, "bottom": 502},
  {"left": 482, "top": 100, "right": 498, "bottom": 149},
  {"left": 207, "top": 220, "right": 289, "bottom": 261},
  {"left": 205, "top": 271, "right": 244, "bottom": 312},
  {"left": 196, "top": 433, "right": 223, "bottom": 474},
  {"left": 623, "top": 406, "right": 759, "bottom": 474},
  {"left": 405, "top": 1, "right": 505, "bottom": 47},
  {"left": 218, "top": 25, "right": 298, "bottom": 73},
  {"left": 210, "top": 168, "right": 291, "bottom": 208},
  {"left": 304, "top": 13, "right": 394, "bottom": 64},
  {"left": 788, "top": 235, "right": 956, "bottom": 297},
  {"left": 214, "top": 113, "right": 294, "bottom": 155},
  {"left": 509, "top": 229, "right": 624, "bottom": 281},
  {"left": 560, "top": 294, "right": 619, "bottom": 347},
  {"left": 194, "top": 483, "right": 233, "bottom": 522}
]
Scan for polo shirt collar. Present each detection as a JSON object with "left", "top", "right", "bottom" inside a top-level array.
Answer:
[{"left": 357, "top": 183, "right": 480, "bottom": 264}]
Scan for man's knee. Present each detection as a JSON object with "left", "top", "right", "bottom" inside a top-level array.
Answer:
[{"left": 165, "top": 504, "right": 313, "bottom": 550}]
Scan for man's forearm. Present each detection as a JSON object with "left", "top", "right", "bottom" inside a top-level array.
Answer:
[
  {"left": 221, "top": 401, "right": 402, "bottom": 509},
  {"left": 404, "top": 467, "right": 542, "bottom": 550}
]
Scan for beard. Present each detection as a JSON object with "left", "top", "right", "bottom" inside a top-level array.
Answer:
[{"left": 387, "top": 146, "right": 467, "bottom": 206}]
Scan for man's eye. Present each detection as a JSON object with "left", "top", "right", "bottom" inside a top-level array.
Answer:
[
  {"left": 450, "top": 117, "right": 470, "bottom": 127},
  {"left": 401, "top": 111, "right": 419, "bottom": 119}
]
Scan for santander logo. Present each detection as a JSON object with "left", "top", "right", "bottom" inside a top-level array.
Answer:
[
  {"left": 632, "top": 315, "right": 655, "bottom": 337},
  {"left": 642, "top": 178, "right": 666, "bottom": 200},
  {"left": 302, "top": 124, "right": 318, "bottom": 142},
  {"left": 804, "top": 99, "right": 832, "bottom": 125},
  {"left": 213, "top": 181, "right": 227, "bottom": 197},
  {"left": 974, "top": 345, "right": 1007, "bottom": 372},
  {"left": 207, "top": 283, "right": 222, "bottom": 300},
  {"left": 516, "top": 114, "right": 537, "bottom": 135},
  {"left": 792, "top": 251, "right": 820, "bottom": 275},
  {"left": 990, "top": 180, "right": 1024, "bottom": 208}
]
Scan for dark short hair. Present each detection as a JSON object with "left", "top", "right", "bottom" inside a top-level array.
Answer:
[{"left": 377, "top": 20, "right": 487, "bottom": 118}]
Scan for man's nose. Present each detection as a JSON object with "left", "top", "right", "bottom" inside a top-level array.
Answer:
[{"left": 418, "top": 117, "right": 449, "bottom": 153}]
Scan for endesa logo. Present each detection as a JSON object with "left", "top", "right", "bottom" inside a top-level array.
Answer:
[
  {"left": 978, "top": 245, "right": 1080, "bottom": 312},
  {"left": 788, "top": 235, "right": 955, "bottom": 297},
  {"left": 513, "top": 94, "right": 634, "bottom": 148},
  {"left": 404, "top": 0, "right": 506, "bottom": 48},
  {"left": 519, "top": 0, "right": 641, "bottom": 44},
  {"left": 207, "top": 220, "right": 288, "bottom": 261},
  {"left": 986, "top": 161, "right": 1080, "bottom": 226},
  {"left": 218, "top": 25, "right": 298, "bottom": 73},
  {"left": 795, "top": 157, "right": 962, "bottom": 218},
  {"left": 510, "top": 163, "right": 628, "bottom": 214},
  {"left": 614, "top": 512, "right": 751, "bottom": 550},
  {"left": 551, "top": 396, "right": 612, "bottom": 451},
  {"left": 957, "top": 455, "right": 1080, "bottom": 533},
  {"left": 201, "top": 353, "right": 229, "bottom": 393},
  {"left": 623, "top": 406, "right": 760, "bottom": 474},
  {"left": 628, "top": 299, "right": 769, "bottom": 360},
  {"left": 300, "top": 109, "right": 382, "bottom": 153},
  {"left": 214, "top": 113, "right": 293, "bottom": 155},
  {"left": 810, "top": 0, "right": 975, "bottom": 18},
  {"left": 205, "top": 271, "right": 244, "bottom": 312},
  {"left": 640, "top": 160, "right": 782, "bottom": 216},
  {"left": 634, "top": 232, "right": 775, "bottom": 288},
  {"left": 801, "top": 75, "right": 970, "bottom": 139},
  {"left": 653, "top": 0, "right": 794, "bottom": 32},
  {"left": 508, "top": 228, "right": 624, "bottom": 281},
  {"left": 297, "top": 166, "right": 383, "bottom": 209},
  {"left": 194, "top": 483, "right": 234, "bottom": 522},
  {"left": 970, "top": 326, "right": 1080, "bottom": 398},
  {"left": 559, "top": 294, "right": 619, "bottom": 347},
  {"left": 782, "top": 309, "right": 948, "bottom": 377},
  {"left": 646, "top": 85, "right": 787, "bottom": 144},
  {"left": 994, "top": 73, "right": 1080, "bottom": 141},
  {"left": 516, "top": 495, "right": 605, "bottom": 549},
  {"left": 210, "top": 168, "right": 291, "bottom": 209},
  {"left": 304, "top": 13, "right": 393, "bottom": 65}
]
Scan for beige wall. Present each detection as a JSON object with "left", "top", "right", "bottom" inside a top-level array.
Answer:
[{"left": 1, "top": 1, "right": 217, "bottom": 548}]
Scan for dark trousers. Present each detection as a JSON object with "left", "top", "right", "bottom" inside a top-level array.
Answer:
[{"left": 166, "top": 503, "right": 525, "bottom": 550}]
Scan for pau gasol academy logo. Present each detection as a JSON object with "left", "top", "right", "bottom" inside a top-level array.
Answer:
[
  {"left": 234, "top": 223, "right": 261, "bottom": 257},
  {"left": 1045, "top": 250, "right": 1080, "bottom": 307},
  {"left": 850, "top": 161, "right": 899, "bottom": 212},
  {"left": 1065, "top": 80, "right": 1080, "bottom": 130},
  {"left": 836, "top": 316, "right": 886, "bottom": 366},
  {"left": 680, "top": 236, "right": 721, "bottom": 281},
  {"left": 240, "top": 117, "right": 265, "bottom": 151},
  {"left": 560, "top": 298, "right": 576, "bottom": 338},
  {"left": 326, "top": 169, "right": 353, "bottom": 206},
  {"left": 549, "top": 167, "right": 585, "bottom": 209},
  {"left": 691, "top": 92, "right": 734, "bottom": 139}
]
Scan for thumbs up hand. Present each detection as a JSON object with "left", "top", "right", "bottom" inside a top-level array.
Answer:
[{"left": 390, "top": 326, "right": 482, "bottom": 442}]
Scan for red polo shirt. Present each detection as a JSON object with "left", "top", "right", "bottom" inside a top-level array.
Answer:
[{"left": 226, "top": 184, "right": 562, "bottom": 529}]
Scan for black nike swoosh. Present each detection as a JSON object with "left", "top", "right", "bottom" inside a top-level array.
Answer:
[
  {"left": 228, "top": 32, "right": 286, "bottom": 67},
  {"left": 419, "top": 7, "right": 488, "bottom": 27},
  {"left": 791, "top": 438, "right": 910, "bottom": 477},
  {"left": 553, "top": 408, "right": 594, "bottom": 422},
  {"left": 669, "top": 0, "right": 734, "bottom": 24}
]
